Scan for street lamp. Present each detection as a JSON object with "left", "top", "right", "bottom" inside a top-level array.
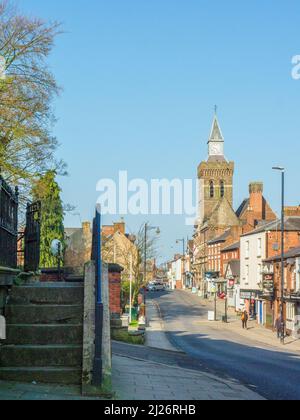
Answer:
[
  {"left": 176, "top": 238, "right": 186, "bottom": 288},
  {"left": 176, "top": 238, "right": 186, "bottom": 257},
  {"left": 144, "top": 223, "right": 160, "bottom": 292},
  {"left": 273, "top": 166, "right": 285, "bottom": 344}
]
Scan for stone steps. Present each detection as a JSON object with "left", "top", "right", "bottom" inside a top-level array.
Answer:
[
  {"left": 5, "top": 324, "right": 83, "bottom": 346},
  {"left": 9, "top": 283, "right": 84, "bottom": 305},
  {"left": 0, "top": 282, "right": 84, "bottom": 385},
  {"left": 5, "top": 304, "right": 83, "bottom": 325},
  {"left": 0, "top": 345, "right": 82, "bottom": 368},
  {"left": 0, "top": 367, "right": 82, "bottom": 385}
]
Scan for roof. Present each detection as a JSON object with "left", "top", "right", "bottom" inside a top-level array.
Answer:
[
  {"left": 241, "top": 217, "right": 300, "bottom": 237},
  {"left": 209, "top": 116, "right": 224, "bottom": 142},
  {"left": 222, "top": 241, "right": 240, "bottom": 252},
  {"left": 236, "top": 199, "right": 249, "bottom": 218},
  {"left": 264, "top": 246, "right": 300, "bottom": 263},
  {"left": 208, "top": 230, "right": 231, "bottom": 245},
  {"left": 226, "top": 260, "right": 240, "bottom": 277}
]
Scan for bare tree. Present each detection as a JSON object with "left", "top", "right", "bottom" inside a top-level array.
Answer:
[
  {"left": 102, "top": 223, "right": 159, "bottom": 306},
  {"left": 0, "top": 1, "right": 64, "bottom": 203}
]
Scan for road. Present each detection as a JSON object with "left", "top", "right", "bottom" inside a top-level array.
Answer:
[{"left": 148, "top": 290, "right": 300, "bottom": 401}]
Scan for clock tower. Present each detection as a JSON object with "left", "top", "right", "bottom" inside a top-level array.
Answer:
[{"left": 197, "top": 114, "right": 234, "bottom": 225}]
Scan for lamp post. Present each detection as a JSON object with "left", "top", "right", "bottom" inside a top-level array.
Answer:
[
  {"left": 176, "top": 238, "right": 186, "bottom": 288},
  {"left": 273, "top": 166, "right": 285, "bottom": 344},
  {"left": 144, "top": 223, "right": 160, "bottom": 299}
]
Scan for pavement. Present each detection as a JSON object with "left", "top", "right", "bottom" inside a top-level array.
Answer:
[
  {"left": 112, "top": 351, "right": 263, "bottom": 401},
  {"left": 152, "top": 289, "right": 300, "bottom": 400}
]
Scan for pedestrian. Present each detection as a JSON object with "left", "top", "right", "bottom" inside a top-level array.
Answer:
[
  {"left": 275, "top": 316, "right": 283, "bottom": 339},
  {"left": 241, "top": 310, "right": 249, "bottom": 330}
]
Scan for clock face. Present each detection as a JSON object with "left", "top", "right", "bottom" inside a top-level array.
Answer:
[{"left": 210, "top": 143, "right": 222, "bottom": 155}]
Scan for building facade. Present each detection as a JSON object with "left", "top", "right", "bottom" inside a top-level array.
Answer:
[
  {"left": 264, "top": 247, "right": 300, "bottom": 338},
  {"left": 240, "top": 217, "right": 300, "bottom": 323}
]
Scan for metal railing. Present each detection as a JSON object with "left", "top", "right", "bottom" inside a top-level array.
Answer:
[{"left": 0, "top": 175, "right": 18, "bottom": 268}]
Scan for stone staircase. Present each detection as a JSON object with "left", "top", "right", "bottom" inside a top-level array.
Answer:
[{"left": 0, "top": 282, "right": 84, "bottom": 385}]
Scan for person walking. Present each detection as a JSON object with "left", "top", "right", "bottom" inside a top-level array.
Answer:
[
  {"left": 275, "top": 316, "right": 283, "bottom": 340},
  {"left": 241, "top": 310, "right": 249, "bottom": 330}
]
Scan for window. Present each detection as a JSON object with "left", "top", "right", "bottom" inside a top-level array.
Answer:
[
  {"left": 220, "top": 181, "right": 225, "bottom": 198},
  {"left": 245, "top": 265, "right": 249, "bottom": 284},
  {"left": 210, "top": 181, "right": 214, "bottom": 198},
  {"left": 257, "top": 264, "right": 262, "bottom": 285},
  {"left": 257, "top": 238, "right": 262, "bottom": 257},
  {"left": 246, "top": 241, "right": 250, "bottom": 259}
]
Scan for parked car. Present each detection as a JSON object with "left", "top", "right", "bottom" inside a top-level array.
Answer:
[{"left": 154, "top": 283, "right": 165, "bottom": 292}]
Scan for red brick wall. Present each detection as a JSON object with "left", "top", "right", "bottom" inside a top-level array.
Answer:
[
  {"left": 40, "top": 270, "right": 61, "bottom": 282},
  {"left": 176, "top": 280, "right": 183, "bottom": 290},
  {"left": 266, "top": 232, "right": 300, "bottom": 259},
  {"left": 109, "top": 271, "right": 122, "bottom": 316}
]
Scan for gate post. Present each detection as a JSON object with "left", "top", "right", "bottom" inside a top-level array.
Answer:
[{"left": 92, "top": 207, "right": 103, "bottom": 386}]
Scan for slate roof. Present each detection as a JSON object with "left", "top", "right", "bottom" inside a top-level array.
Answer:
[
  {"left": 208, "top": 229, "right": 231, "bottom": 245},
  {"left": 264, "top": 246, "right": 300, "bottom": 263},
  {"left": 235, "top": 199, "right": 249, "bottom": 218},
  {"left": 241, "top": 217, "right": 300, "bottom": 237},
  {"left": 226, "top": 260, "right": 240, "bottom": 277},
  {"left": 222, "top": 241, "right": 240, "bottom": 252}
]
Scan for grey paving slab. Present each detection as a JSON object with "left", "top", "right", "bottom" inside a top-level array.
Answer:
[{"left": 112, "top": 355, "right": 264, "bottom": 401}]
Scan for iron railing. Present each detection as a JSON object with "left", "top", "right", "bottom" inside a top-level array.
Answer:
[{"left": 0, "top": 175, "right": 18, "bottom": 269}]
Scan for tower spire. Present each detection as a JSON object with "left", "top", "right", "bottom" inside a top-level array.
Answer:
[{"left": 207, "top": 111, "right": 225, "bottom": 159}]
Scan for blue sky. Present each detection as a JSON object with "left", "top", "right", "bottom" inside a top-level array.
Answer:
[{"left": 19, "top": 0, "right": 300, "bottom": 261}]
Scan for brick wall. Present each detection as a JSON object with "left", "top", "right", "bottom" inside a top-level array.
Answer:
[
  {"left": 108, "top": 270, "right": 122, "bottom": 318},
  {"left": 266, "top": 231, "right": 300, "bottom": 259},
  {"left": 176, "top": 280, "right": 183, "bottom": 290},
  {"left": 40, "top": 269, "right": 61, "bottom": 282}
]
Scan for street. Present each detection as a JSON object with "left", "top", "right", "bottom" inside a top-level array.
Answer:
[{"left": 147, "top": 290, "right": 300, "bottom": 401}]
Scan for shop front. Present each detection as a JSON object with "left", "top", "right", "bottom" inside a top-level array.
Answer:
[
  {"left": 285, "top": 298, "right": 300, "bottom": 338},
  {"left": 240, "top": 290, "right": 262, "bottom": 319}
]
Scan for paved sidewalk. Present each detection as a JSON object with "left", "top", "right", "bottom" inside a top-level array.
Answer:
[
  {"left": 183, "top": 290, "right": 300, "bottom": 353},
  {"left": 145, "top": 300, "right": 179, "bottom": 352},
  {"left": 112, "top": 354, "right": 263, "bottom": 400}
]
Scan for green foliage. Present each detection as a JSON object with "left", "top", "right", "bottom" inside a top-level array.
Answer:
[
  {"left": 0, "top": 2, "right": 65, "bottom": 204},
  {"left": 111, "top": 328, "right": 145, "bottom": 346},
  {"left": 32, "top": 171, "right": 65, "bottom": 268}
]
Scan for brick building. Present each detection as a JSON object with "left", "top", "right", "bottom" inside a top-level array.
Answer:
[
  {"left": 222, "top": 241, "right": 241, "bottom": 309},
  {"left": 192, "top": 113, "right": 276, "bottom": 297},
  {"left": 240, "top": 217, "right": 300, "bottom": 324},
  {"left": 264, "top": 247, "right": 300, "bottom": 338}
]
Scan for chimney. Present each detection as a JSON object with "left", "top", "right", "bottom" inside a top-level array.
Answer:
[
  {"left": 284, "top": 206, "right": 300, "bottom": 217},
  {"left": 82, "top": 221, "right": 91, "bottom": 238},
  {"left": 248, "top": 182, "right": 264, "bottom": 227},
  {"left": 114, "top": 221, "right": 125, "bottom": 235}
]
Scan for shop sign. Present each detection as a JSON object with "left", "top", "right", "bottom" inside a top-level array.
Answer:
[{"left": 240, "top": 290, "right": 256, "bottom": 300}]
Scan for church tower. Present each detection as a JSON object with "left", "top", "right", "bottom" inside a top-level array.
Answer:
[{"left": 198, "top": 114, "right": 234, "bottom": 225}]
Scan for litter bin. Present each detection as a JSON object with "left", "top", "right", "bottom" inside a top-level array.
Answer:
[{"left": 130, "top": 307, "right": 138, "bottom": 322}]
